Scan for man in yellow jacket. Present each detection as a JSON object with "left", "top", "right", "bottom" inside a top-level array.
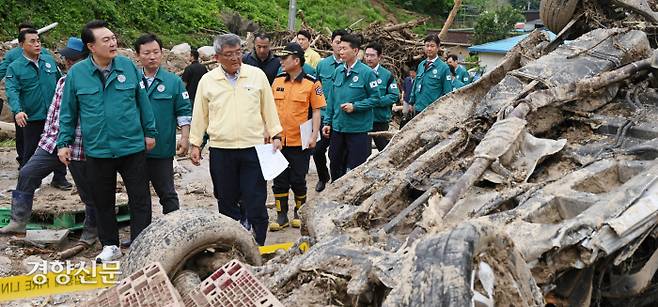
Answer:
[
  {"left": 296, "top": 30, "right": 322, "bottom": 69},
  {"left": 189, "top": 33, "right": 283, "bottom": 246}
]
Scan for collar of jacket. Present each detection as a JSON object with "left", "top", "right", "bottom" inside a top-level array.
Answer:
[
  {"left": 84, "top": 55, "right": 124, "bottom": 74},
  {"left": 249, "top": 51, "right": 274, "bottom": 63},
  {"left": 211, "top": 64, "right": 251, "bottom": 81},
  {"left": 283, "top": 70, "right": 306, "bottom": 82},
  {"left": 141, "top": 66, "right": 165, "bottom": 82}
]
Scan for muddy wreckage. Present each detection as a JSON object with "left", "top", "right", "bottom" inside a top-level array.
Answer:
[{"left": 117, "top": 1, "right": 658, "bottom": 306}]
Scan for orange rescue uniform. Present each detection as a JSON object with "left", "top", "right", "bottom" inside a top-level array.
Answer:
[{"left": 271, "top": 72, "right": 326, "bottom": 146}]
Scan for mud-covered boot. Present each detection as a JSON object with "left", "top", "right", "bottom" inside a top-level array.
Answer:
[
  {"left": 0, "top": 190, "right": 33, "bottom": 235},
  {"left": 269, "top": 193, "right": 289, "bottom": 231},
  {"left": 79, "top": 226, "right": 98, "bottom": 246},
  {"left": 0, "top": 220, "right": 26, "bottom": 234},
  {"left": 291, "top": 194, "right": 306, "bottom": 228}
]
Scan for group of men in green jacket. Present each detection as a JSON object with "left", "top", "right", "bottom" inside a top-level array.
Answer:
[
  {"left": 0, "top": 20, "right": 192, "bottom": 263},
  {"left": 310, "top": 31, "right": 471, "bottom": 189},
  {"left": 0, "top": 20, "right": 473, "bottom": 259}
]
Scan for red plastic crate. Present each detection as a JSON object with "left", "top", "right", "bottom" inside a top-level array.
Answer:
[{"left": 186, "top": 260, "right": 282, "bottom": 307}]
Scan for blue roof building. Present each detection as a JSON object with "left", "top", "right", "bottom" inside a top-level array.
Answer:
[{"left": 468, "top": 31, "right": 556, "bottom": 72}]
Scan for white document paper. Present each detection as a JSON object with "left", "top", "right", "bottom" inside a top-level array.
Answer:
[
  {"left": 300, "top": 119, "right": 321, "bottom": 150},
  {"left": 255, "top": 144, "right": 289, "bottom": 180}
]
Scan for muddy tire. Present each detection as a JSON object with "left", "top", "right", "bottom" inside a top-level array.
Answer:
[
  {"left": 123, "top": 208, "right": 262, "bottom": 277},
  {"left": 384, "top": 222, "right": 543, "bottom": 306},
  {"left": 540, "top": 0, "right": 580, "bottom": 33}
]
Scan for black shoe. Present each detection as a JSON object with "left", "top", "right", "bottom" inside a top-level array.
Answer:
[
  {"left": 315, "top": 180, "right": 327, "bottom": 192},
  {"left": 51, "top": 180, "right": 73, "bottom": 191}
]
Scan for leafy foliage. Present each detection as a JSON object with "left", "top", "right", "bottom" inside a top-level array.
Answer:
[
  {"left": 473, "top": 5, "right": 524, "bottom": 44},
  {"left": 0, "top": 0, "right": 404, "bottom": 49},
  {"left": 0, "top": 0, "right": 223, "bottom": 48}
]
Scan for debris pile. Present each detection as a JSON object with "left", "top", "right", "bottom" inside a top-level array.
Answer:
[{"left": 269, "top": 18, "right": 431, "bottom": 78}]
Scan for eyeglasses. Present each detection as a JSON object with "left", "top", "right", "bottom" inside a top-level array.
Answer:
[{"left": 220, "top": 51, "right": 243, "bottom": 59}]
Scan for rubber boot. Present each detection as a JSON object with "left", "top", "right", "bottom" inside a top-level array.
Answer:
[
  {"left": 291, "top": 194, "right": 306, "bottom": 228},
  {"left": 269, "top": 193, "right": 289, "bottom": 231},
  {"left": 0, "top": 190, "right": 33, "bottom": 235},
  {"left": 79, "top": 226, "right": 98, "bottom": 246}
]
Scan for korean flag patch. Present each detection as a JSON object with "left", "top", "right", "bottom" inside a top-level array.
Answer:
[
  {"left": 446, "top": 75, "right": 452, "bottom": 81},
  {"left": 369, "top": 81, "right": 378, "bottom": 88},
  {"left": 390, "top": 83, "right": 398, "bottom": 89},
  {"left": 315, "top": 87, "right": 323, "bottom": 96},
  {"left": 182, "top": 91, "right": 190, "bottom": 99}
]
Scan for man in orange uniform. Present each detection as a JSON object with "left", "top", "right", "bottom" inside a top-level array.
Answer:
[{"left": 269, "top": 43, "right": 326, "bottom": 231}]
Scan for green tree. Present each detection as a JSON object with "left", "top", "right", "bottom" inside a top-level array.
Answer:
[{"left": 473, "top": 5, "right": 524, "bottom": 44}]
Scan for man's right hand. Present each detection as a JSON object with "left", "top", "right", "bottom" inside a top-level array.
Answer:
[
  {"left": 58, "top": 148, "right": 71, "bottom": 166},
  {"left": 322, "top": 125, "right": 331, "bottom": 138},
  {"left": 15, "top": 112, "right": 28, "bottom": 127},
  {"left": 191, "top": 145, "right": 201, "bottom": 166}
]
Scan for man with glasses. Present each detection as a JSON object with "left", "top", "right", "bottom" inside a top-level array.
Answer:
[
  {"left": 190, "top": 33, "right": 282, "bottom": 246},
  {"left": 57, "top": 20, "right": 158, "bottom": 263}
]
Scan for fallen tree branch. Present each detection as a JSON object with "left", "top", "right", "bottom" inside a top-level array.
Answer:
[
  {"left": 0, "top": 121, "right": 15, "bottom": 139},
  {"left": 367, "top": 131, "right": 396, "bottom": 138},
  {"left": 383, "top": 17, "right": 430, "bottom": 32}
]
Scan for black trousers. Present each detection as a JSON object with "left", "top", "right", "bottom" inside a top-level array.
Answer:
[
  {"left": 146, "top": 157, "right": 180, "bottom": 214},
  {"left": 14, "top": 120, "right": 23, "bottom": 166},
  {"left": 68, "top": 160, "right": 96, "bottom": 230},
  {"left": 209, "top": 147, "right": 268, "bottom": 245},
  {"left": 313, "top": 117, "right": 331, "bottom": 183},
  {"left": 21, "top": 120, "right": 66, "bottom": 183},
  {"left": 86, "top": 151, "right": 152, "bottom": 246},
  {"left": 21, "top": 120, "right": 45, "bottom": 168},
  {"left": 313, "top": 135, "right": 331, "bottom": 183},
  {"left": 273, "top": 147, "right": 310, "bottom": 196},
  {"left": 372, "top": 122, "right": 390, "bottom": 152},
  {"left": 328, "top": 131, "right": 370, "bottom": 181}
]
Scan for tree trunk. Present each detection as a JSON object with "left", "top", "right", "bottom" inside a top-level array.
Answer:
[{"left": 438, "top": 0, "right": 462, "bottom": 41}]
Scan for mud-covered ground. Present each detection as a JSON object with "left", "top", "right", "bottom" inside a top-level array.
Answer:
[{"left": 0, "top": 146, "right": 323, "bottom": 306}]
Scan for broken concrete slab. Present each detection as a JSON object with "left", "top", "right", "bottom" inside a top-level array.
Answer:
[{"left": 25, "top": 229, "right": 70, "bottom": 245}]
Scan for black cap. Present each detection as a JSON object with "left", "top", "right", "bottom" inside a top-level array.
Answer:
[{"left": 275, "top": 42, "right": 304, "bottom": 57}]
